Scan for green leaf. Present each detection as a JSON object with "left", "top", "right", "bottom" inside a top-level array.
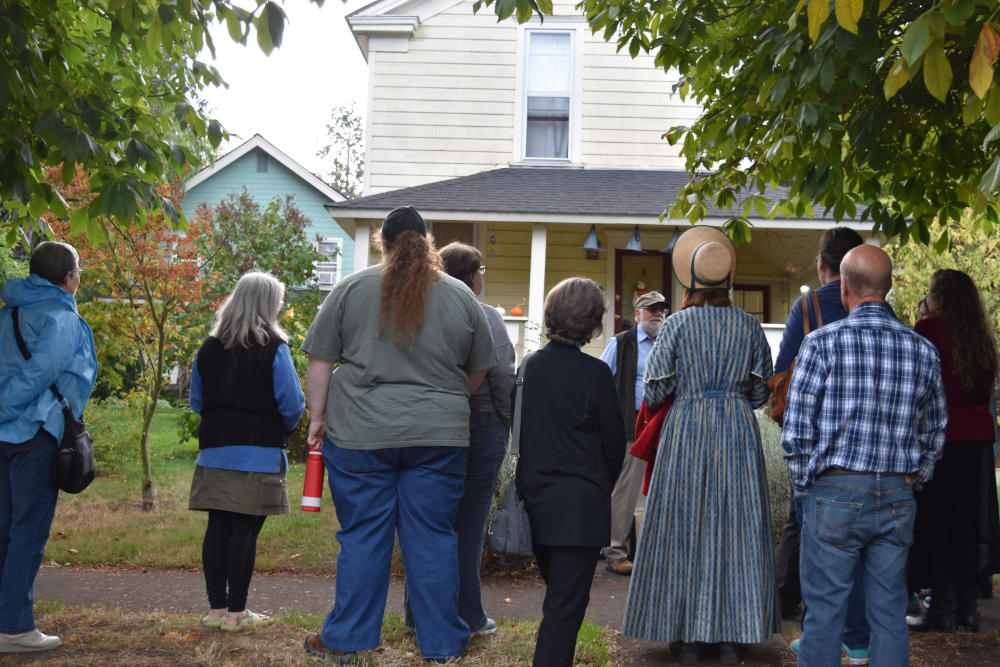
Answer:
[
  {"left": 987, "top": 87, "right": 1000, "bottom": 125},
  {"left": 535, "top": 0, "right": 553, "bottom": 15},
  {"left": 496, "top": 0, "right": 515, "bottom": 21},
  {"left": 789, "top": 0, "right": 808, "bottom": 29},
  {"left": 208, "top": 120, "right": 223, "bottom": 148},
  {"left": 807, "top": 0, "right": 829, "bottom": 44},
  {"left": 980, "top": 156, "right": 1000, "bottom": 195},
  {"left": 70, "top": 207, "right": 89, "bottom": 235},
  {"left": 901, "top": 16, "right": 931, "bottom": 65},
  {"left": 834, "top": 0, "right": 860, "bottom": 35},
  {"left": 263, "top": 2, "right": 286, "bottom": 49},
  {"left": 253, "top": 14, "right": 274, "bottom": 55},
  {"left": 964, "top": 93, "right": 985, "bottom": 125},
  {"left": 923, "top": 43, "right": 953, "bottom": 103},
  {"left": 884, "top": 57, "right": 915, "bottom": 99},
  {"left": 982, "top": 122, "right": 1000, "bottom": 151}
]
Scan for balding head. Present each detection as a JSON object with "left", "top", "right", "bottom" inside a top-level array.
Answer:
[{"left": 840, "top": 244, "right": 892, "bottom": 310}]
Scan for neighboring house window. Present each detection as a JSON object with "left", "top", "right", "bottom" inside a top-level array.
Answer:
[
  {"left": 732, "top": 284, "right": 769, "bottom": 323},
  {"left": 524, "top": 31, "right": 572, "bottom": 159},
  {"left": 315, "top": 238, "right": 342, "bottom": 290}
]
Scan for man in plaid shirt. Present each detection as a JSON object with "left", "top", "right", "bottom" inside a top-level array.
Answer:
[{"left": 781, "top": 244, "right": 947, "bottom": 667}]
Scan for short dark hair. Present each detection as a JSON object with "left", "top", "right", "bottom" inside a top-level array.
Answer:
[
  {"left": 438, "top": 242, "right": 482, "bottom": 290},
  {"left": 818, "top": 227, "right": 864, "bottom": 275},
  {"left": 29, "top": 241, "right": 78, "bottom": 286},
  {"left": 544, "top": 277, "right": 606, "bottom": 347}
]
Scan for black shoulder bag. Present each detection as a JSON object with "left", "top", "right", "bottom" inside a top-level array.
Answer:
[
  {"left": 488, "top": 357, "right": 533, "bottom": 557},
  {"left": 12, "top": 307, "right": 95, "bottom": 493}
]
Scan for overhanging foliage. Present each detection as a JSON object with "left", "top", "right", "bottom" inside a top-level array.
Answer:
[{"left": 477, "top": 0, "right": 1000, "bottom": 245}]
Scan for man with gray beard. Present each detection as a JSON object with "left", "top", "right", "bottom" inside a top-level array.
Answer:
[{"left": 598, "top": 291, "right": 668, "bottom": 575}]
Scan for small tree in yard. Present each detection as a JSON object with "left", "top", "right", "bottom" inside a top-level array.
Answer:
[
  {"left": 188, "top": 190, "right": 325, "bottom": 369},
  {"left": 47, "top": 167, "right": 207, "bottom": 511}
]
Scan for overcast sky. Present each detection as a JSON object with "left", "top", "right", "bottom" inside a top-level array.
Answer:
[{"left": 198, "top": 0, "right": 370, "bottom": 179}]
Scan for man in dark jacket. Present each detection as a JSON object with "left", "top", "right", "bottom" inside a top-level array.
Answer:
[{"left": 597, "top": 291, "right": 667, "bottom": 575}]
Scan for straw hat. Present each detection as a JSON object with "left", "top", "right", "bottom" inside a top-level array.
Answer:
[{"left": 671, "top": 226, "right": 736, "bottom": 291}]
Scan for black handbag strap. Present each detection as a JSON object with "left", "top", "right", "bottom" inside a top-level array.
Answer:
[{"left": 12, "top": 307, "right": 66, "bottom": 404}]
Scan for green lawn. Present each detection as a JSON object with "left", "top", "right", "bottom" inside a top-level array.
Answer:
[{"left": 48, "top": 403, "right": 342, "bottom": 574}]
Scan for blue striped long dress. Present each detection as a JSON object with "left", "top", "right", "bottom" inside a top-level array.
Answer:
[{"left": 622, "top": 304, "right": 782, "bottom": 643}]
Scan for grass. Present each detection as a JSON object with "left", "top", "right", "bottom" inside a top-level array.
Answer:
[
  {"left": 0, "top": 602, "right": 620, "bottom": 666},
  {"left": 48, "top": 404, "right": 342, "bottom": 574}
]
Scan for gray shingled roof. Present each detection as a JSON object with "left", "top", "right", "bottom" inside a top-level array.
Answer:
[{"left": 326, "top": 167, "right": 814, "bottom": 219}]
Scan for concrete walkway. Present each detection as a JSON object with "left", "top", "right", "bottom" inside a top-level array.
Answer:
[{"left": 34, "top": 565, "right": 999, "bottom": 665}]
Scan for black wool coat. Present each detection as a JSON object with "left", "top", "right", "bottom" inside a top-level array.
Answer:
[{"left": 515, "top": 342, "right": 625, "bottom": 548}]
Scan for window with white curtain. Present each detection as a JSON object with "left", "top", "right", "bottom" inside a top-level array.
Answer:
[{"left": 524, "top": 31, "right": 572, "bottom": 159}]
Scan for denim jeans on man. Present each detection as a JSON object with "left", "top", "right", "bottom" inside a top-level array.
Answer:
[
  {"left": 798, "top": 473, "right": 915, "bottom": 667},
  {"left": 794, "top": 497, "right": 870, "bottom": 650},
  {"left": 0, "top": 429, "right": 59, "bottom": 634},
  {"left": 404, "top": 410, "right": 507, "bottom": 632},
  {"left": 321, "top": 438, "right": 469, "bottom": 660}
]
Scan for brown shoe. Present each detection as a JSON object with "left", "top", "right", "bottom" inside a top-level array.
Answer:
[
  {"left": 606, "top": 558, "right": 633, "bottom": 575},
  {"left": 303, "top": 633, "right": 358, "bottom": 663}
]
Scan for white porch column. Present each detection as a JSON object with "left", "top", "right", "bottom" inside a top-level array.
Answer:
[
  {"left": 525, "top": 224, "right": 547, "bottom": 352},
  {"left": 353, "top": 223, "right": 370, "bottom": 272}
]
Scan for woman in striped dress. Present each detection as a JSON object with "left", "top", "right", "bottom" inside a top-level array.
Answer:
[{"left": 622, "top": 226, "right": 780, "bottom": 665}]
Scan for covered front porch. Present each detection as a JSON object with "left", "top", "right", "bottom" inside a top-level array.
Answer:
[{"left": 327, "top": 167, "right": 875, "bottom": 361}]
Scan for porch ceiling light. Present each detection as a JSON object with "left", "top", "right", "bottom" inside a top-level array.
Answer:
[
  {"left": 580, "top": 224, "right": 604, "bottom": 260},
  {"left": 625, "top": 225, "right": 642, "bottom": 252},
  {"left": 660, "top": 229, "right": 682, "bottom": 253}
]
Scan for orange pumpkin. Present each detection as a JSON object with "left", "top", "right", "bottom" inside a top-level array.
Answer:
[{"left": 510, "top": 306, "right": 524, "bottom": 316}]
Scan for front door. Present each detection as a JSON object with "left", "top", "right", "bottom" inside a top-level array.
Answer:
[{"left": 614, "top": 249, "right": 672, "bottom": 334}]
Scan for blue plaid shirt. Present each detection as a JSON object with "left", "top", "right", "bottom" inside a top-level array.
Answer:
[{"left": 781, "top": 301, "right": 947, "bottom": 496}]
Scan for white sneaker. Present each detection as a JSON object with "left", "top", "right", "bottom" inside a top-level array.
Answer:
[{"left": 0, "top": 629, "right": 62, "bottom": 652}]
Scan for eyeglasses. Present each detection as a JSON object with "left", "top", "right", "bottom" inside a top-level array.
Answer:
[{"left": 477, "top": 266, "right": 487, "bottom": 275}]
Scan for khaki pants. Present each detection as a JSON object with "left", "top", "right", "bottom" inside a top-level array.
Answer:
[{"left": 601, "top": 448, "right": 645, "bottom": 562}]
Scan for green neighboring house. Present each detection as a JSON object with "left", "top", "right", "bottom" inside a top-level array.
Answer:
[{"left": 182, "top": 134, "right": 353, "bottom": 289}]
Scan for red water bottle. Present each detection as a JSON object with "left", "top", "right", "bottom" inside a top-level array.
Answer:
[{"left": 301, "top": 446, "right": 324, "bottom": 512}]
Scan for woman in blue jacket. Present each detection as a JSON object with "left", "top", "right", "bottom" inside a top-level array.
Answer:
[{"left": 0, "top": 242, "right": 97, "bottom": 653}]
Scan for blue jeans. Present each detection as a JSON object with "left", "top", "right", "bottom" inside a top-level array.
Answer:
[
  {"left": 798, "top": 473, "right": 915, "bottom": 667},
  {"left": 0, "top": 429, "right": 60, "bottom": 634},
  {"left": 404, "top": 411, "right": 508, "bottom": 631},
  {"left": 321, "top": 438, "right": 469, "bottom": 660},
  {"left": 794, "top": 498, "right": 870, "bottom": 649}
]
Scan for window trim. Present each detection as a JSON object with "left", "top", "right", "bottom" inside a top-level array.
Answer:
[
  {"left": 732, "top": 283, "right": 770, "bottom": 323},
  {"left": 513, "top": 21, "right": 585, "bottom": 164},
  {"left": 314, "top": 237, "right": 343, "bottom": 290}
]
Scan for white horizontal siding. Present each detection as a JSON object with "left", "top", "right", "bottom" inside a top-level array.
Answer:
[{"left": 366, "top": 0, "right": 703, "bottom": 193}]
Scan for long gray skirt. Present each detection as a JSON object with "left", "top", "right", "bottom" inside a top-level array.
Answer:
[{"left": 188, "top": 465, "right": 289, "bottom": 516}]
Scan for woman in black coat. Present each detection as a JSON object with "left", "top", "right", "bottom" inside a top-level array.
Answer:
[{"left": 516, "top": 277, "right": 625, "bottom": 667}]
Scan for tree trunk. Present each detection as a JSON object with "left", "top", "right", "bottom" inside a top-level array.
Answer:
[{"left": 139, "top": 377, "right": 163, "bottom": 512}]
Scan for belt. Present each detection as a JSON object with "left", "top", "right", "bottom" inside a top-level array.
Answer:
[{"left": 819, "top": 467, "right": 911, "bottom": 479}]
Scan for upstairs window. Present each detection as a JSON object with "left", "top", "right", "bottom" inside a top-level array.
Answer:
[{"left": 524, "top": 31, "right": 572, "bottom": 160}]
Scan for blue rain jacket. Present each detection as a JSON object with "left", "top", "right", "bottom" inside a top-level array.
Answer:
[{"left": 0, "top": 275, "right": 98, "bottom": 444}]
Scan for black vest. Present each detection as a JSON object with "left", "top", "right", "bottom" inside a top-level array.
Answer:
[
  {"left": 196, "top": 335, "right": 289, "bottom": 449},
  {"left": 613, "top": 327, "right": 639, "bottom": 442}
]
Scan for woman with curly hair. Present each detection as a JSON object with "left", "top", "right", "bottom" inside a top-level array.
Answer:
[
  {"left": 908, "top": 269, "right": 1000, "bottom": 632},
  {"left": 300, "top": 207, "right": 497, "bottom": 663},
  {"left": 516, "top": 277, "right": 625, "bottom": 667}
]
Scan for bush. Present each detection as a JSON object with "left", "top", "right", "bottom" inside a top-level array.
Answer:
[
  {"left": 757, "top": 410, "right": 791, "bottom": 547},
  {"left": 86, "top": 398, "right": 142, "bottom": 474}
]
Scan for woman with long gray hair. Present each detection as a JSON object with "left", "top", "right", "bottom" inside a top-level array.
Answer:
[{"left": 188, "top": 272, "right": 304, "bottom": 631}]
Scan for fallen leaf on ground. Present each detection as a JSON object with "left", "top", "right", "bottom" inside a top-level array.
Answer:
[{"left": 68, "top": 548, "right": 79, "bottom": 554}]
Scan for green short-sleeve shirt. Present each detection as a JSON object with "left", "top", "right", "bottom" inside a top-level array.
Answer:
[{"left": 302, "top": 265, "right": 497, "bottom": 449}]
